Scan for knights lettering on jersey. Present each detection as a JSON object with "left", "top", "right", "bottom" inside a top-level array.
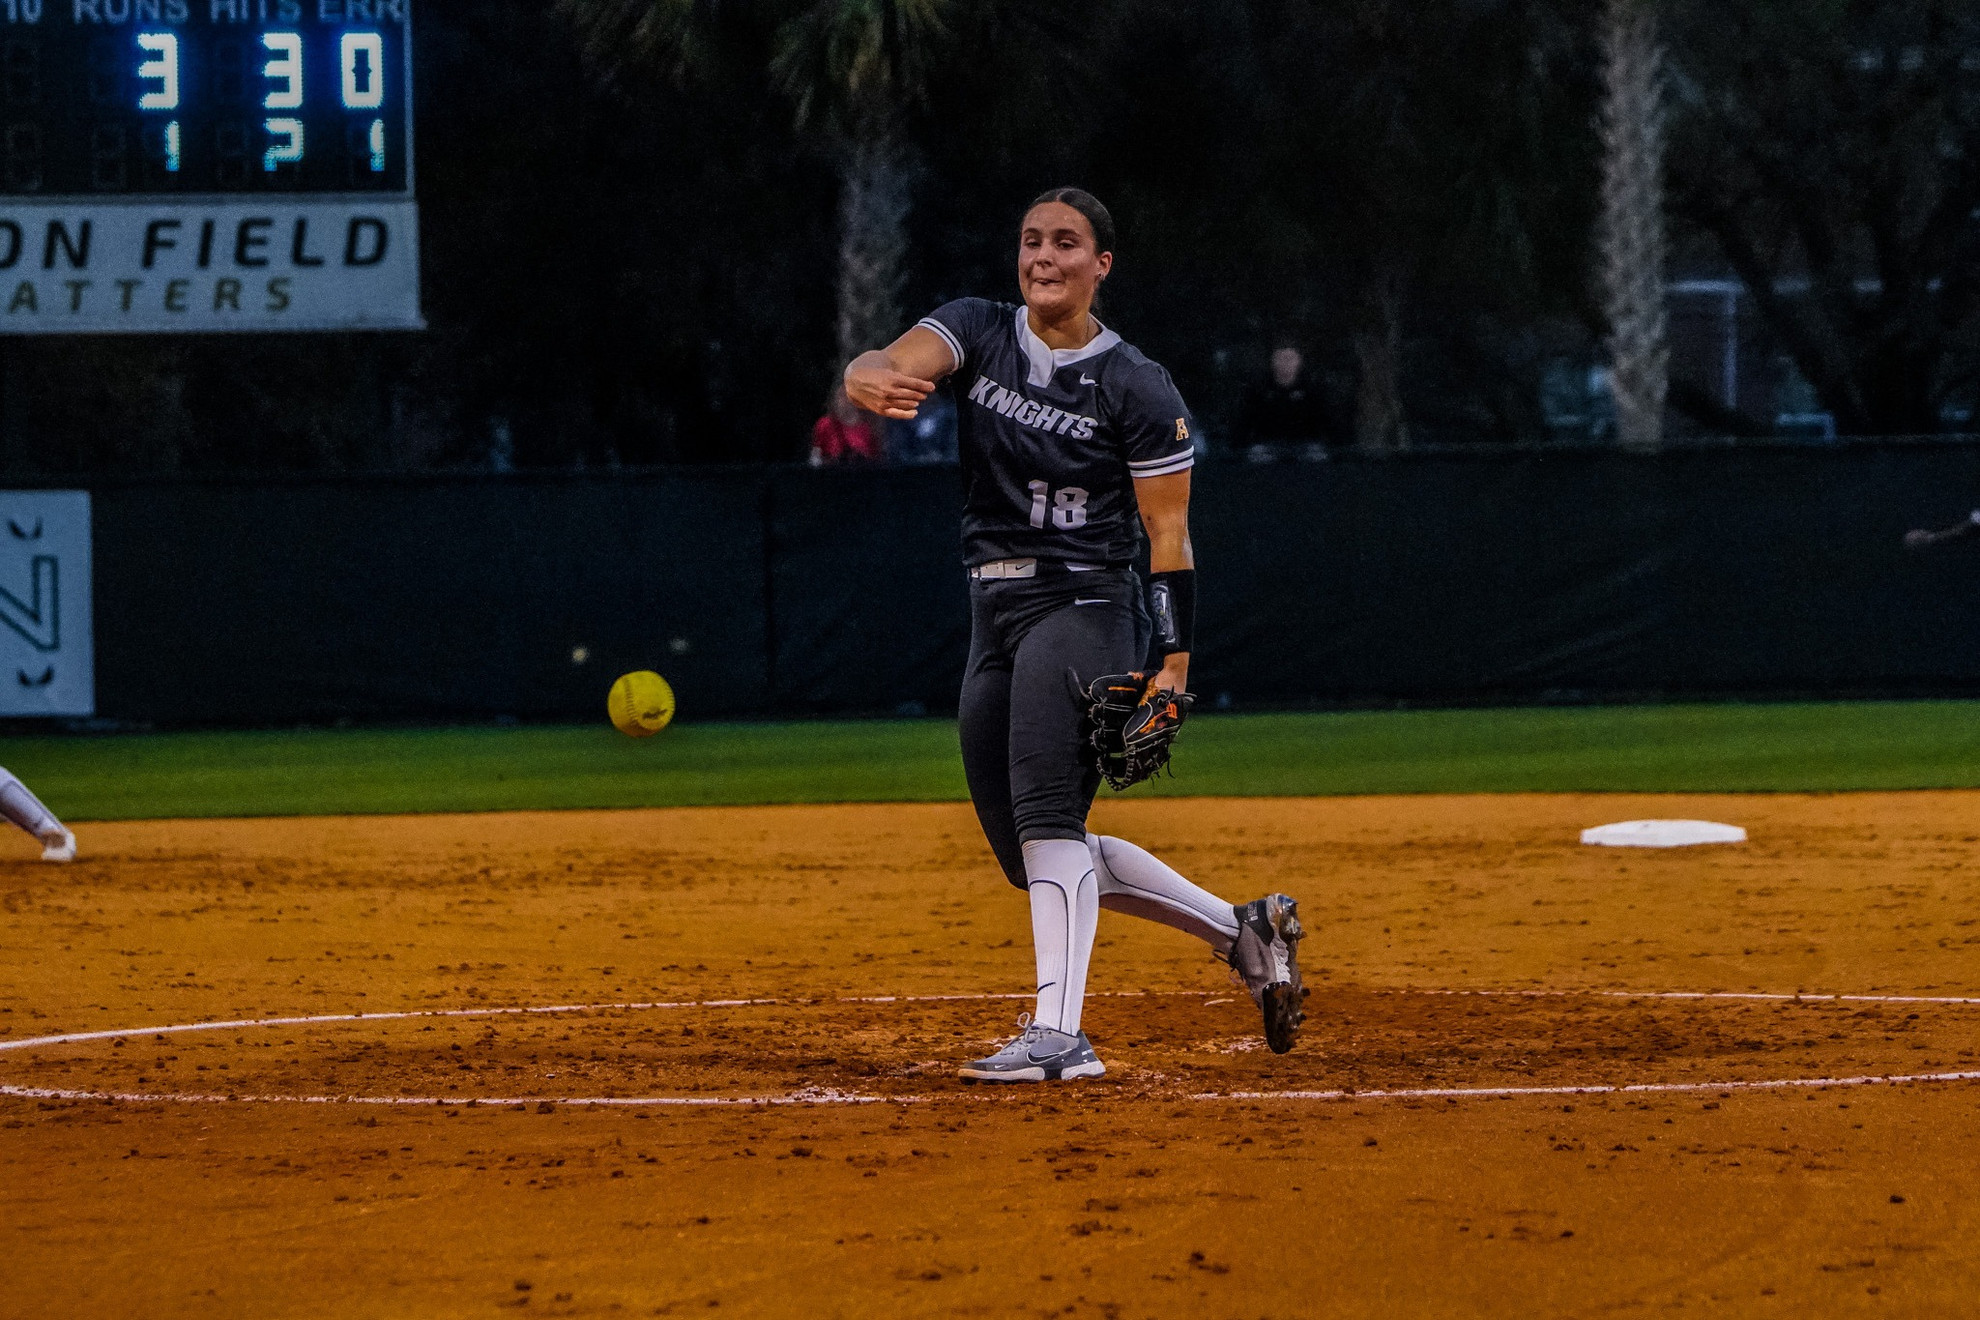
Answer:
[
  {"left": 919, "top": 298, "right": 1197, "bottom": 568},
  {"left": 965, "top": 374, "right": 1099, "bottom": 440}
]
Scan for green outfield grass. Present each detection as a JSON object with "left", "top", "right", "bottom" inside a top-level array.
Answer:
[{"left": 1, "top": 700, "right": 1977, "bottom": 821}]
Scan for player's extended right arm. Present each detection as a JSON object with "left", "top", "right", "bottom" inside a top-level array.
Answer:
[{"left": 844, "top": 326, "right": 957, "bottom": 420}]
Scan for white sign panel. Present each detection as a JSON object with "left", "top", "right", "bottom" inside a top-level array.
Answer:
[
  {"left": 0, "top": 491, "right": 90, "bottom": 717},
  {"left": 0, "top": 201, "right": 421, "bottom": 333}
]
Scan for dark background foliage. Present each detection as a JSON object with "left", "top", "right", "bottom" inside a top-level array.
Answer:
[{"left": 0, "top": 0, "right": 1971, "bottom": 476}]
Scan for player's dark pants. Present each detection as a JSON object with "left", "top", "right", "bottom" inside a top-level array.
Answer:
[{"left": 959, "top": 566, "right": 1150, "bottom": 891}]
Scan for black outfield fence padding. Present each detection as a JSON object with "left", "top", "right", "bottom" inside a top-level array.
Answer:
[
  {"left": 93, "top": 473, "right": 772, "bottom": 725},
  {"left": 73, "top": 438, "right": 1980, "bottom": 725}
]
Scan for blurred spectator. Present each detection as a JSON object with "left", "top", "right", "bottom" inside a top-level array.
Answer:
[
  {"left": 886, "top": 388, "right": 959, "bottom": 466},
  {"left": 810, "top": 384, "right": 883, "bottom": 466},
  {"left": 1239, "top": 344, "right": 1335, "bottom": 462}
]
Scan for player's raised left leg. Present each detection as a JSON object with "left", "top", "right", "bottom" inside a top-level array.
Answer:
[
  {"left": 0, "top": 766, "right": 74, "bottom": 862},
  {"left": 1087, "top": 833, "right": 1306, "bottom": 1052},
  {"left": 1088, "top": 832, "right": 1238, "bottom": 948},
  {"left": 1231, "top": 893, "right": 1307, "bottom": 1053}
]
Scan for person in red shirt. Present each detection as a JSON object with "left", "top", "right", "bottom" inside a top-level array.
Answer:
[{"left": 810, "top": 384, "right": 883, "bottom": 465}]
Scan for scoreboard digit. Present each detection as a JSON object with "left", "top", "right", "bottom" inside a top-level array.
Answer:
[{"left": 0, "top": 0, "right": 419, "bottom": 332}]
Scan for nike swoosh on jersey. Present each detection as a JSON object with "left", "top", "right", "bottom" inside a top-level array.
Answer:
[{"left": 1079, "top": 375, "right": 1099, "bottom": 386}]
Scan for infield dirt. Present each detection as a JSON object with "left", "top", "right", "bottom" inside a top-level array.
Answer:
[{"left": 4, "top": 792, "right": 1979, "bottom": 1317}]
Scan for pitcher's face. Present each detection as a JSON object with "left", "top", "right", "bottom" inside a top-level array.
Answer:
[{"left": 1019, "top": 202, "right": 1112, "bottom": 322}]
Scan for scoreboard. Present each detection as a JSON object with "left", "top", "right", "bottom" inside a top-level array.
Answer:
[
  {"left": 0, "top": 0, "right": 419, "bottom": 332},
  {"left": 4, "top": 4, "right": 412, "bottom": 196}
]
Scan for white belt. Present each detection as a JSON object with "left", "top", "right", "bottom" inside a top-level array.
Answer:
[
  {"left": 972, "top": 558, "right": 1037, "bottom": 579},
  {"left": 969, "top": 559, "right": 1104, "bottom": 579}
]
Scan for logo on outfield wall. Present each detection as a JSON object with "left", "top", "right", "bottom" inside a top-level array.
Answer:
[{"left": 0, "top": 492, "right": 91, "bottom": 717}]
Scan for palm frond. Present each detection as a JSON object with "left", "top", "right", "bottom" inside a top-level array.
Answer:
[
  {"left": 558, "top": 0, "right": 746, "bottom": 87},
  {"left": 769, "top": 0, "right": 952, "bottom": 133}
]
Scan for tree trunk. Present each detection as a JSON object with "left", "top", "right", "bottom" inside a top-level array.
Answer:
[
  {"left": 1596, "top": 0, "right": 1669, "bottom": 451},
  {"left": 834, "top": 129, "right": 912, "bottom": 370},
  {"left": 1353, "top": 260, "right": 1409, "bottom": 452}
]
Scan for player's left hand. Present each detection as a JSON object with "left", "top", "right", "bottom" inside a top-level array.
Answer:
[
  {"left": 1119, "top": 678, "right": 1193, "bottom": 785},
  {"left": 1152, "top": 655, "right": 1189, "bottom": 695},
  {"left": 1082, "top": 671, "right": 1192, "bottom": 790}
]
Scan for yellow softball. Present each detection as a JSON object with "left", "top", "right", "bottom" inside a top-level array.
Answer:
[{"left": 608, "top": 670, "right": 676, "bottom": 738}]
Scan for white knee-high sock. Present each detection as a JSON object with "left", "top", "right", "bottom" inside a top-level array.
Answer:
[
  {"left": 1089, "top": 833, "right": 1240, "bottom": 955},
  {"left": 1023, "top": 838, "right": 1099, "bottom": 1035},
  {"left": 0, "top": 766, "right": 62, "bottom": 841}
]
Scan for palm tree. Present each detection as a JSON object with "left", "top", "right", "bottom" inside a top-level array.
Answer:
[
  {"left": 563, "top": 0, "right": 950, "bottom": 368},
  {"left": 771, "top": 1, "right": 946, "bottom": 367},
  {"left": 1595, "top": 0, "right": 1670, "bottom": 450}
]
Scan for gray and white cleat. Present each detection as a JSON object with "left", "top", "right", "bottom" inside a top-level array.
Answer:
[
  {"left": 959, "top": 1017, "right": 1106, "bottom": 1083},
  {"left": 39, "top": 827, "right": 74, "bottom": 863},
  {"left": 1230, "top": 893, "right": 1307, "bottom": 1054}
]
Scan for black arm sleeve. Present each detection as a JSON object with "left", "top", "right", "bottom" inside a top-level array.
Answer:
[{"left": 1147, "top": 569, "right": 1196, "bottom": 657}]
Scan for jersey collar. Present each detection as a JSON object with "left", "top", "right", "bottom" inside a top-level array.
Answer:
[{"left": 1014, "top": 305, "right": 1121, "bottom": 388}]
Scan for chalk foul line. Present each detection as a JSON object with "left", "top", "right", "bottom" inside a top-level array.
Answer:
[
  {"left": 2, "top": 988, "right": 1976, "bottom": 1110},
  {"left": 1202, "top": 1069, "right": 1980, "bottom": 1104}
]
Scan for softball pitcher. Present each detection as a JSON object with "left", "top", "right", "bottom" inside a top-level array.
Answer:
[{"left": 844, "top": 188, "right": 1305, "bottom": 1082}]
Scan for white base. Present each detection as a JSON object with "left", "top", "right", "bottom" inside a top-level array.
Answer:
[{"left": 1581, "top": 819, "right": 1747, "bottom": 848}]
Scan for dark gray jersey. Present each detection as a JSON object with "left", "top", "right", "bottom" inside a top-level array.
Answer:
[{"left": 918, "top": 298, "right": 1196, "bottom": 566}]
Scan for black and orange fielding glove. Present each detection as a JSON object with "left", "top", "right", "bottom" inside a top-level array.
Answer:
[{"left": 1082, "top": 672, "right": 1195, "bottom": 791}]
